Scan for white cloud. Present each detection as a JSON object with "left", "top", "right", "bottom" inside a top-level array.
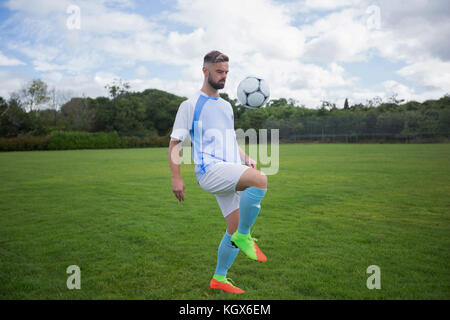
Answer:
[
  {"left": 0, "top": 51, "right": 25, "bottom": 66},
  {"left": 299, "top": 0, "right": 362, "bottom": 12},
  {"left": 32, "top": 61, "right": 66, "bottom": 72},
  {"left": 301, "top": 8, "right": 373, "bottom": 63},
  {"left": 397, "top": 59, "right": 450, "bottom": 92},
  {"left": 42, "top": 72, "right": 64, "bottom": 83},
  {"left": 370, "top": 0, "right": 450, "bottom": 62},
  {"left": 382, "top": 80, "right": 416, "bottom": 101},
  {"left": 0, "top": 70, "right": 27, "bottom": 98},
  {"left": 168, "top": 0, "right": 305, "bottom": 61},
  {"left": 9, "top": 43, "right": 60, "bottom": 64},
  {"left": 94, "top": 71, "right": 119, "bottom": 88},
  {"left": 49, "top": 74, "right": 109, "bottom": 98},
  {"left": 135, "top": 66, "right": 149, "bottom": 78},
  {"left": 80, "top": 5, "right": 157, "bottom": 35},
  {"left": 4, "top": 0, "right": 70, "bottom": 15},
  {"left": 128, "top": 77, "right": 199, "bottom": 98}
]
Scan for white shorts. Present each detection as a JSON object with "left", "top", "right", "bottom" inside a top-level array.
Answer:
[{"left": 198, "top": 162, "right": 251, "bottom": 217}]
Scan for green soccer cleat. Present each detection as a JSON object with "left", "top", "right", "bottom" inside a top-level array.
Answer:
[{"left": 230, "top": 231, "right": 267, "bottom": 262}]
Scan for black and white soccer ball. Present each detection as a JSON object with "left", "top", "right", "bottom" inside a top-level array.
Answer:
[{"left": 237, "top": 76, "right": 270, "bottom": 109}]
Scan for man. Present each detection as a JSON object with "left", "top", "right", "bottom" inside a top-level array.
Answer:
[{"left": 168, "top": 50, "right": 268, "bottom": 294}]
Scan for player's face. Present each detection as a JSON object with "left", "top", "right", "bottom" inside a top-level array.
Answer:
[{"left": 206, "top": 62, "right": 229, "bottom": 90}]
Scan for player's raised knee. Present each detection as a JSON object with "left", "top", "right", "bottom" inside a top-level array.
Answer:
[
  {"left": 236, "top": 168, "right": 267, "bottom": 191},
  {"left": 255, "top": 170, "right": 267, "bottom": 189}
]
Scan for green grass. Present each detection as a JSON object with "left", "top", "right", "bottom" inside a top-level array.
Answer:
[{"left": 0, "top": 144, "right": 449, "bottom": 299}]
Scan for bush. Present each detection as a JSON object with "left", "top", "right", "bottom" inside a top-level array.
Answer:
[
  {"left": 0, "top": 131, "right": 169, "bottom": 151},
  {"left": 0, "top": 136, "right": 50, "bottom": 151},
  {"left": 120, "top": 135, "right": 170, "bottom": 148},
  {"left": 47, "top": 131, "right": 121, "bottom": 150}
]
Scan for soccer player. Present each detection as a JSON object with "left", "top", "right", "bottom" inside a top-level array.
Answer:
[{"left": 168, "top": 51, "right": 268, "bottom": 294}]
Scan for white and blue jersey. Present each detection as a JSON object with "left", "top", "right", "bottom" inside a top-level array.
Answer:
[{"left": 170, "top": 91, "right": 241, "bottom": 182}]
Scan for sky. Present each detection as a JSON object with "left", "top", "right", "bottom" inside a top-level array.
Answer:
[{"left": 0, "top": 0, "right": 449, "bottom": 108}]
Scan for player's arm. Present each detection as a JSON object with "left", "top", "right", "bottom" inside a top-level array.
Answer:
[
  {"left": 239, "top": 146, "right": 256, "bottom": 168},
  {"left": 169, "top": 100, "right": 191, "bottom": 202},
  {"left": 169, "top": 138, "right": 185, "bottom": 202}
]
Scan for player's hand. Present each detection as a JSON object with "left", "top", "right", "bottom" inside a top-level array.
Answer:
[
  {"left": 172, "top": 178, "right": 185, "bottom": 202},
  {"left": 246, "top": 157, "right": 257, "bottom": 169}
]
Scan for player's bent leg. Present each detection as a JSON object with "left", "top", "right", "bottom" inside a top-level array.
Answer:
[
  {"left": 232, "top": 168, "right": 268, "bottom": 262},
  {"left": 231, "top": 228, "right": 267, "bottom": 262},
  {"left": 235, "top": 168, "right": 267, "bottom": 191}
]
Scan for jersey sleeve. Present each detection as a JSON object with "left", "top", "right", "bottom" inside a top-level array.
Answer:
[{"left": 170, "top": 100, "right": 193, "bottom": 142}]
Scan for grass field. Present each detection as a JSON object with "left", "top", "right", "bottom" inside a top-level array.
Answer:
[{"left": 0, "top": 144, "right": 449, "bottom": 300}]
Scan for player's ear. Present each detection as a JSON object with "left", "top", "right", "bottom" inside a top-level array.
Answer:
[{"left": 202, "top": 65, "right": 208, "bottom": 76}]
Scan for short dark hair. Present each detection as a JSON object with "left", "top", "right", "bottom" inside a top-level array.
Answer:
[{"left": 203, "top": 50, "right": 229, "bottom": 65}]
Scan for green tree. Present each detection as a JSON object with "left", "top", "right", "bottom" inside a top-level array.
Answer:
[
  {"left": 18, "top": 79, "right": 50, "bottom": 112},
  {"left": 60, "top": 97, "right": 96, "bottom": 132},
  {"left": 0, "top": 95, "right": 31, "bottom": 137},
  {"left": 344, "top": 98, "right": 349, "bottom": 110},
  {"left": 105, "top": 79, "right": 131, "bottom": 100},
  {"left": 267, "top": 98, "right": 288, "bottom": 108}
]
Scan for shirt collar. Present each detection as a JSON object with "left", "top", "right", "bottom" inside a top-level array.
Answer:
[{"left": 199, "top": 90, "right": 219, "bottom": 100}]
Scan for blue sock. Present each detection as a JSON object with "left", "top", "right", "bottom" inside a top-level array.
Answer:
[
  {"left": 214, "top": 231, "right": 240, "bottom": 276},
  {"left": 238, "top": 187, "right": 267, "bottom": 235}
]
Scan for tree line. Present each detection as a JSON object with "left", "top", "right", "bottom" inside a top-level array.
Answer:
[
  {"left": 0, "top": 79, "right": 449, "bottom": 147},
  {"left": 0, "top": 79, "right": 184, "bottom": 138},
  {"left": 239, "top": 96, "right": 450, "bottom": 143}
]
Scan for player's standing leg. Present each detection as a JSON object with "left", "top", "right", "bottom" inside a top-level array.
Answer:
[{"left": 210, "top": 209, "right": 244, "bottom": 294}]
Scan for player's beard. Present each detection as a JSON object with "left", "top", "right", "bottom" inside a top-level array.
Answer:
[{"left": 208, "top": 73, "right": 225, "bottom": 90}]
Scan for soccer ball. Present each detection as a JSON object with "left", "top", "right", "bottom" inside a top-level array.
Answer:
[{"left": 237, "top": 76, "right": 270, "bottom": 109}]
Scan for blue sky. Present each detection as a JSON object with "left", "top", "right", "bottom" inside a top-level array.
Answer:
[{"left": 0, "top": 0, "right": 449, "bottom": 108}]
